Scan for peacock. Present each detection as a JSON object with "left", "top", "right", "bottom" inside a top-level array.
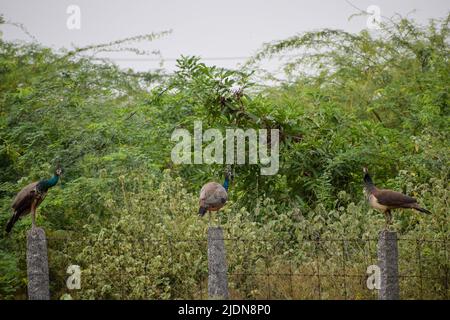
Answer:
[
  {"left": 5, "top": 166, "right": 63, "bottom": 233},
  {"left": 198, "top": 168, "right": 232, "bottom": 224},
  {"left": 363, "top": 167, "right": 431, "bottom": 227}
]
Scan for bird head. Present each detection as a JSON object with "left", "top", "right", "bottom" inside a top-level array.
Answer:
[
  {"left": 224, "top": 165, "right": 234, "bottom": 182},
  {"left": 362, "top": 167, "right": 373, "bottom": 186},
  {"left": 55, "top": 165, "right": 64, "bottom": 177}
]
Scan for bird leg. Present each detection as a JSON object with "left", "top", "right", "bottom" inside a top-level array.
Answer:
[
  {"left": 208, "top": 211, "right": 211, "bottom": 227},
  {"left": 383, "top": 210, "right": 388, "bottom": 229},
  {"left": 388, "top": 210, "right": 393, "bottom": 226},
  {"left": 31, "top": 200, "right": 37, "bottom": 230},
  {"left": 216, "top": 210, "right": 220, "bottom": 227},
  {"left": 384, "top": 210, "right": 392, "bottom": 230}
]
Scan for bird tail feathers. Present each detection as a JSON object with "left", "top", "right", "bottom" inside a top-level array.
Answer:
[
  {"left": 412, "top": 204, "right": 432, "bottom": 215},
  {"left": 5, "top": 213, "right": 19, "bottom": 233}
]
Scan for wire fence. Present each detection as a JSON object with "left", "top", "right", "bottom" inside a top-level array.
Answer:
[{"left": 45, "top": 235, "right": 449, "bottom": 300}]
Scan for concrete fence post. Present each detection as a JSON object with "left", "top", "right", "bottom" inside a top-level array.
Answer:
[
  {"left": 207, "top": 226, "right": 229, "bottom": 299},
  {"left": 27, "top": 227, "right": 50, "bottom": 300},
  {"left": 378, "top": 229, "right": 400, "bottom": 300}
]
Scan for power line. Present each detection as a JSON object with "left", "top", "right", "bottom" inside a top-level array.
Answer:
[
  {"left": 103, "top": 56, "right": 250, "bottom": 62},
  {"left": 92, "top": 54, "right": 299, "bottom": 62}
]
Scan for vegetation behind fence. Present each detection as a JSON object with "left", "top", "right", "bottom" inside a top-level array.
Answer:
[{"left": 44, "top": 234, "right": 448, "bottom": 300}]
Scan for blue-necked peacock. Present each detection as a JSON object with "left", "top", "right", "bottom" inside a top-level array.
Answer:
[
  {"left": 6, "top": 166, "right": 63, "bottom": 233},
  {"left": 198, "top": 169, "right": 232, "bottom": 223}
]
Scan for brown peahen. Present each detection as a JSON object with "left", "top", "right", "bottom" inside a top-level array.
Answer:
[
  {"left": 198, "top": 169, "right": 232, "bottom": 224},
  {"left": 6, "top": 166, "right": 63, "bottom": 233},
  {"left": 363, "top": 167, "right": 431, "bottom": 227}
]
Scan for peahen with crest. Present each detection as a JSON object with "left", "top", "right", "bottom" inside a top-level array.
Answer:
[
  {"left": 198, "top": 168, "right": 232, "bottom": 224},
  {"left": 5, "top": 166, "right": 63, "bottom": 233},
  {"left": 363, "top": 167, "right": 431, "bottom": 228}
]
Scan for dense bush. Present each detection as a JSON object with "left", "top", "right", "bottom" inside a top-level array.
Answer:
[{"left": 46, "top": 172, "right": 448, "bottom": 299}]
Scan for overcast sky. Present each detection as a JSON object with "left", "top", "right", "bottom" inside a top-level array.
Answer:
[{"left": 0, "top": 0, "right": 448, "bottom": 72}]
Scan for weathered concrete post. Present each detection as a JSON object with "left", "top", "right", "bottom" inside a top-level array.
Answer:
[
  {"left": 208, "top": 226, "right": 229, "bottom": 299},
  {"left": 378, "top": 229, "right": 400, "bottom": 300},
  {"left": 27, "top": 227, "right": 50, "bottom": 300}
]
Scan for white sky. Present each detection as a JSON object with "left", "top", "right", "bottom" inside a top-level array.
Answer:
[{"left": 0, "top": 0, "right": 448, "bottom": 72}]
